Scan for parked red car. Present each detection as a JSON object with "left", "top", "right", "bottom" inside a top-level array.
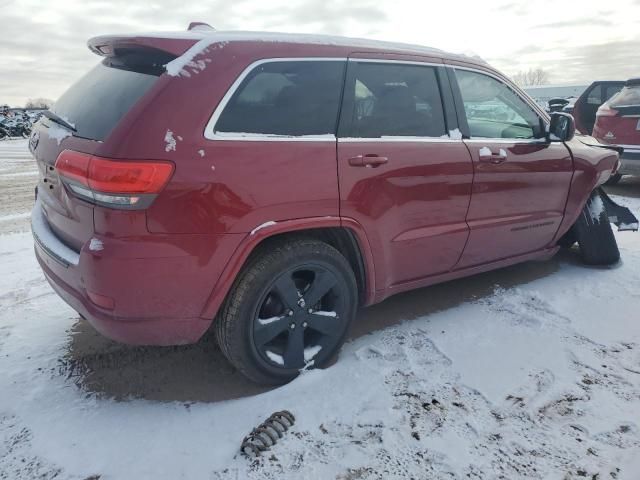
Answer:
[
  {"left": 30, "top": 27, "right": 636, "bottom": 384},
  {"left": 592, "top": 78, "right": 640, "bottom": 184},
  {"left": 572, "top": 80, "right": 625, "bottom": 135}
]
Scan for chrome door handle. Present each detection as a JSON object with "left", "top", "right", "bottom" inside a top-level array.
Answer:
[
  {"left": 478, "top": 148, "right": 507, "bottom": 164},
  {"left": 348, "top": 154, "right": 389, "bottom": 167}
]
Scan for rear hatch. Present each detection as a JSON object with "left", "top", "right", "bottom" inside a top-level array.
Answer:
[
  {"left": 594, "top": 80, "right": 640, "bottom": 146},
  {"left": 30, "top": 43, "right": 181, "bottom": 251}
]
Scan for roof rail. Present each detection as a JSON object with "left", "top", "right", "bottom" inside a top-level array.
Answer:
[{"left": 188, "top": 22, "right": 215, "bottom": 31}]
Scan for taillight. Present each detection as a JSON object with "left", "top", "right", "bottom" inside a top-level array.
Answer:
[
  {"left": 54, "top": 150, "right": 174, "bottom": 209},
  {"left": 596, "top": 103, "right": 618, "bottom": 117}
]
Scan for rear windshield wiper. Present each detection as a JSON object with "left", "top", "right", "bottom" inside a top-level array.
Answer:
[{"left": 42, "top": 110, "right": 77, "bottom": 132}]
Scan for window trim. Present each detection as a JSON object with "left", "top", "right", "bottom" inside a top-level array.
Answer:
[
  {"left": 450, "top": 65, "right": 549, "bottom": 142},
  {"left": 337, "top": 58, "right": 457, "bottom": 142},
  {"left": 204, "top": 57, "right": 347, "bottom": 142}
]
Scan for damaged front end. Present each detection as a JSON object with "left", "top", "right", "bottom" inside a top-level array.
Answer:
[{"left": 598, "top": 188, "right": 639, "bottom": 232}]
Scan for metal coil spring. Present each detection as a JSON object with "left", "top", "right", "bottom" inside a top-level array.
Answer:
[{"left": 240, "top": 410, "right": 296, "bottom": 457}]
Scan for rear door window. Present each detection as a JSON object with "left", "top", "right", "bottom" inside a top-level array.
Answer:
[
  {"left": 341, "top": 62, "right": 446, "bottom": 138},
  {"left": 587, "top": 85, "right": 603, "bottom": 105},
  {"left": 604, "top": 84, "right": 623, "bottom": 102},
  {"left": 214, "top": 60, "right": 345, "bottom": 137},
  {"left": 455, "top": 69, "right": 542, "bottom": 139},
  {"left": 52, "top": 60, "right": 160, "bottom": 141}
]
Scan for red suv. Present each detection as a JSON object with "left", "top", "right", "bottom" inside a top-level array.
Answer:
[
  {"left": 30, "top": 28, "right": 635, "bottom": 384},
  {"left": 593, "top": 78, "right": 640, "bottom": 184}
]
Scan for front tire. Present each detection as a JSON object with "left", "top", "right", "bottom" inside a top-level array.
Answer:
[
  {"left": 215, "top": 238, "right": 358, "bottom": 385},
  {"left": 574, "top": 191, "right": 620, "bottom": 265}
]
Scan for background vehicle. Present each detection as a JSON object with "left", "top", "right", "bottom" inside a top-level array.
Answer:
[
  {"left": 593, "top": 78, "right": 640, "bottom": 184},
  {"left": 29, "top": 28, "right": 635, "bottom": 384},
  {"left": 0, "top": 109, "right": 32, "bottom": 139},
  {"left": 573, "top": 80, "right": 625, "bottom": 134}
]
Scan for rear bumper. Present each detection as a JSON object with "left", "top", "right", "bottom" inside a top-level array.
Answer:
[
  {"left": 618, "top": 146, "right": 640, "bottom": 175},
  {"left": 32, "top": 200, "right": 242, "bottom": 346}
]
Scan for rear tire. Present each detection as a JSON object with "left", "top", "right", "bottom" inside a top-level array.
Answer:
[
  {"left": 574, "top": 191, "right": 620, "bottom": 265},
  {"left": 604, "top": 174, "right": 622, "bottom": 186},
  {"left": 215, "top": 238, "right": 358, "bottom": 385}
]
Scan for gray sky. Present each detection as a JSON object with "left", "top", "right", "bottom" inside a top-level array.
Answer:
[{"left": 1, "top": 0, "right": 639, "bottom": 106}]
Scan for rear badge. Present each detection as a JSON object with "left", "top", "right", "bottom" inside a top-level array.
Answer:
[
  {"left": 29, "top": 130, "right": 39, "bottom": 151},
  {"left": 604, "top": 131, "right": 616, "bottom": 140}
]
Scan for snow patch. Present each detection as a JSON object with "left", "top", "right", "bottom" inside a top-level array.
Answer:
[
  {"left": 88, "top": 238, "right": 104, "bottom": 252},
  {"left": 165, "top": 40, "right": 220, "bottom": 77},
  {"left": 258, "top": 315, "right": 284, "bottom": 325},
  {"left": 304, "top": 345, "right": 322, "bottom": 362},
  {"left": 479, "top": 146, "right": 492, "bottom": 156},
  {"left": 588, "top": 195, "right": 605, "bottom": 223},
  {"left": 0, "top": 212, "right": 30, "bottom": 222},
  {"left": 250, "top": 221, "right": 277, "bottom": 235},
  {"left": 197, "top": 149, "right": 205, "bottom": 157},
  {"left": 44, "top": 124, "right": 72, "bottom": 145},
  {"left": 448, "top": 128, "right": 463, "bottom": 140},
  {"left": 265, "top": 350, "right": 284, "bottom": 365},
  {"left": 311, "top": 310, "right": 338, "bottom": 317},
  {"left": 164, "top": 129, "right": 178, "bottom": 152}
]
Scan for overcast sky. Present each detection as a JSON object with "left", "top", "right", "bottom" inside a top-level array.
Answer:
[{"left": 1, "top": 0, "right": 639, "bottom": 106}]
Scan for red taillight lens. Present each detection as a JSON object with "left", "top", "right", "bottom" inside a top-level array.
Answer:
[
  {"left": 54, "top": 150, "right": 174, "bottom": 208},
  {"left": 55, "top": 150, "right": 90, "bottom": 186},
  {"left": 88, "top": 158, "right": 174, "bottom": 194}
]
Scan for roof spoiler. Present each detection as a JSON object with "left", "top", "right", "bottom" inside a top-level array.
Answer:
[
  {"left": 188, "top": 22, "right": 215, "bottom": 31},
  {"left": 87, "top": 34, "right": 198, "bottom": 58}
]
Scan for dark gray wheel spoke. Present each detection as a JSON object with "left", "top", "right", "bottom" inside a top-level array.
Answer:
[
  {"left": 254, "top": 316, "right": 290, "bottom": 346},
  {"left": 273, "top": 273, "right": 300, "bottom": 310},
  {"left": 304, "top": 269, "right": 337, "bottom": 307},
  {"left": 305, "top": 312, "right": 342, "bottom": 337},
  {"left": 283, "top": 327, "right": 305, "bottom": 367}
]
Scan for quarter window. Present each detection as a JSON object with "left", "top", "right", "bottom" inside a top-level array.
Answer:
[
  {"left": 215, "top": 61, "right": 345, "bottom": 136},
  {"left": 455, "top": 69, "right": 542, "bottom": 139},
  {"left": 343, "top": 62, "right": 446, "bottom": 138}
]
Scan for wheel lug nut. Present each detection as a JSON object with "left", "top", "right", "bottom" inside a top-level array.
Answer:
[
  {"left": 290, "top": 323, "right": 296, "bottom": 329},
  {"left": 288, "top": 310, "right": 294, "bottom": 316},
  {"left": 308, "top": 308, "right": 313, "bottom": 313},
  {"left": 302, "top": 322, "right": 308, "bottom": 328}
]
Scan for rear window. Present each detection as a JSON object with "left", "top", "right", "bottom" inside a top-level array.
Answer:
[
  {"left": 214, "top": 60, "right": 345, "bottom": 136},
  {"left": 51, "top": 60, "right": 159, "bottom": 141},
  {"left": 610, "top": 86, "right": 640, "bottom": 108}
]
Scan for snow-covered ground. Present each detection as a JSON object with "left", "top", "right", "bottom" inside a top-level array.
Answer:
[{"left": 1, "top": 138, "right": 640, "bottom": 479}]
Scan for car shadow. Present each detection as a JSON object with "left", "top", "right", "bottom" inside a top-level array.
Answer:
[
  {"left": 604, "top": 176, "right": 640, "bottom": 199},
  {"left": 60, "top": 249, "right": 585, "bottom": 403}
]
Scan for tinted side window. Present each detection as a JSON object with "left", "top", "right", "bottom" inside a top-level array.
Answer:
[
  {"left": 587, "top": 85, "right": 602, "bottom": 104},
  {"left": 604, "top": 85, "right": 623, "bottom": 102},
  {"left": 344, "top": 62, "right": 446, "bottom": 138},
  {"left": 215, "top": 61, "right": 345, "bottom": 136},
  {"left": 455, "top": 69, "right": 542, "bottom": 139}
]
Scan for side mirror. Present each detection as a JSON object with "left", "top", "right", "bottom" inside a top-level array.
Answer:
[{"left": 548, "top": 112, "right": 575, "bottom": 142}]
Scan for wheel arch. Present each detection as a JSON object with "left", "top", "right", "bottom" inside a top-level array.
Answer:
[{"left": 199, "top": 216, "right": 376, "bottom": 321}]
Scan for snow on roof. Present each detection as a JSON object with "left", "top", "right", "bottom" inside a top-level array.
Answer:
[{"left": 125, "top": 30, "right": 447, "bottom": 57}]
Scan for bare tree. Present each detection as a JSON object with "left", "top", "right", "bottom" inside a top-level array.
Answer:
[
  {"left": 25, "top": 98, "right": 54, "bottom": 109},
  {"left": 512, "top": 68, "right": 550, "bottom": 87}
]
